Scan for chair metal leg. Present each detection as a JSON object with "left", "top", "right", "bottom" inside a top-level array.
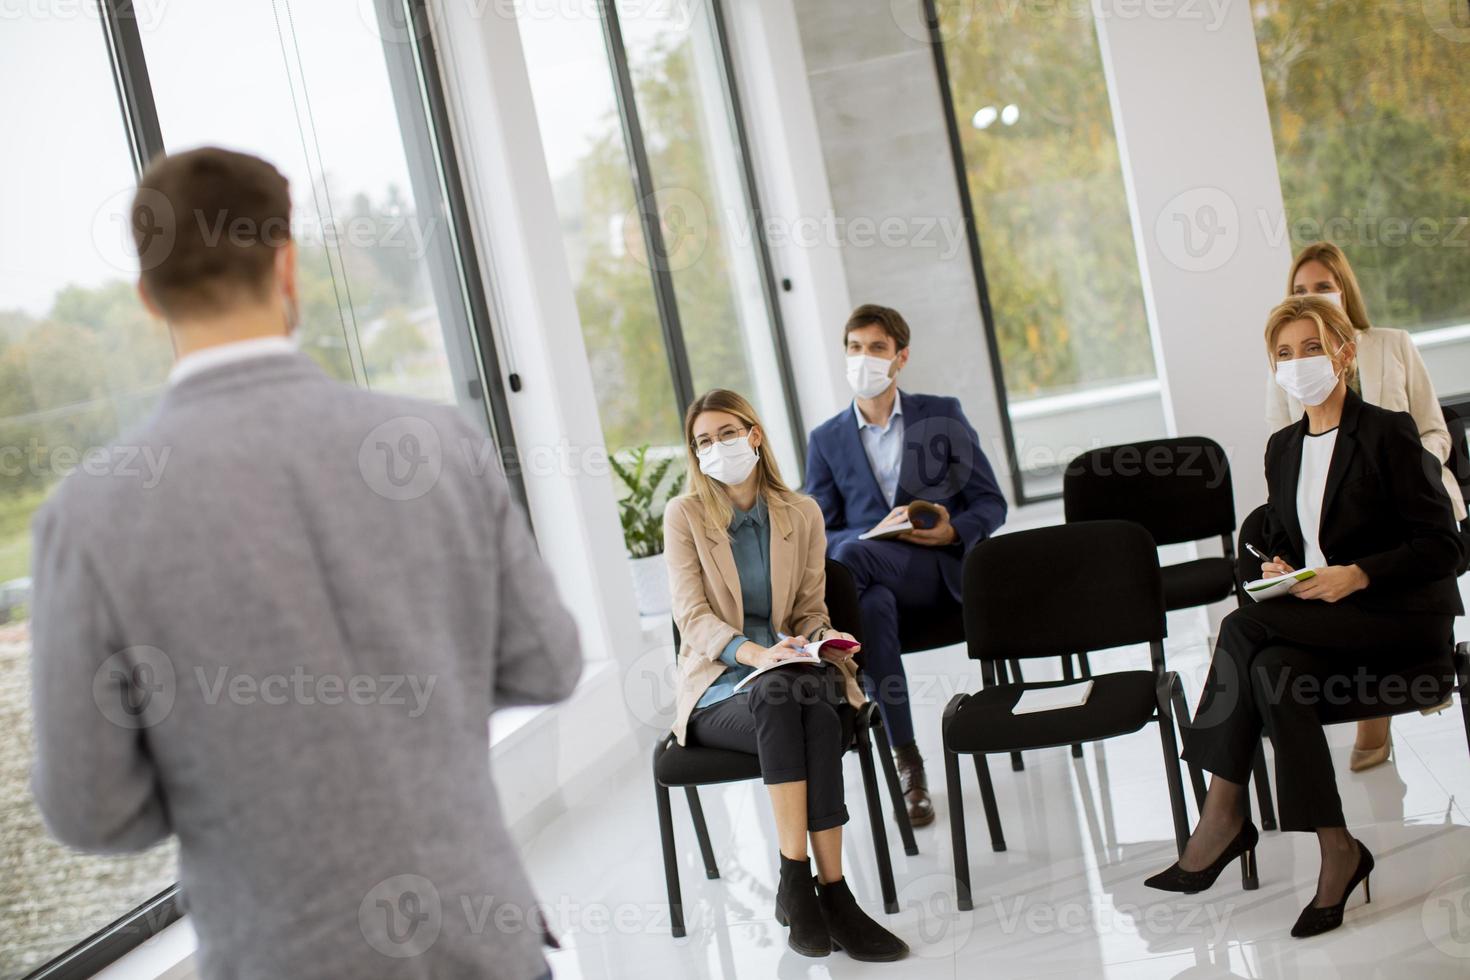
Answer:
[
  {"left": 1170, "top": 683, "right": 1207, "bottom": 810},
  {"left": 684, "top": 787, "right": 719, "bottom": 879},
  {"left": 1006, "top": 660, "right": 1026, "bottom": 771},
  {"left": 1064, "top": 655, "right": 1083, "bottom": 758},
  {"left": 944, "top": 746, "right": 973, "bottom": 912},
  {"left": 1252, "top": 742, "right": 1277, "bottom": 832},
  {"left": 1078, "top": 652, "right": 1092, "bottom": 678},
  {"left": 1155, "top": 674, "right": 1191, "bottom": 859},
  {"left": 973, "top": 754, "right": 1007, "bottom": 853},
  {"left": 655, "top": 780, "right": 685, "bottom": 938},
  {"left": 872, "top": 716, "right": 919, "bottom": 856},
  {"left": 855, "top": 724, "right": 899, "bottom": 913}
]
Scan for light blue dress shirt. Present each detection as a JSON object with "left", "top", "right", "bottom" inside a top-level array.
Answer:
[
  {"left": 854, "top": 395, "right": 905, "bottom": 507},
  {"left": 695, "top": 498, "right": 776, "bottom": 709}
]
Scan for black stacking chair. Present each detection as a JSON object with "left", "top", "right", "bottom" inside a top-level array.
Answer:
[
  {"left": 652, "top": 559, "right": 917, "bottom": 938},
  {"left": 941, "top": 521, "right": 1193, "bottom": 910},
  {"left": 1441, "top": 405, "right": 1470, "bottom": 572},
  {"left": 1223, "top": 504, "right": 1470, "bottom": 824},
  {"left": 1063, "top": 437, "right": 1278, "bottom": 830}
]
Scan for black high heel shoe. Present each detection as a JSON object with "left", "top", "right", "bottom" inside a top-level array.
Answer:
[
  {"left": 1291, "top": 840, "right": 1374, "bottom": 939},
  {"left": 1144, "top": 820, "right": 1260, "bottom": 893}
]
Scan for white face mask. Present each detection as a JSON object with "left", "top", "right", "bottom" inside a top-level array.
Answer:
[
  {"left": 1275, "top": 354, "right": 1342, "bottom": 407},
  {"left": 846, "top": 353, "right": 895, "bottom": 400},
  {"left": 698, "top": 436, "right": 760, "bottom": 486}
]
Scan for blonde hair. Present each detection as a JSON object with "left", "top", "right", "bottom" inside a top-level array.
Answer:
[
  {"left": 1264, "top": 295, "right": 1359, "bottom": 385},
  {"left": 680, "top": 389, "right": 797, "bottom": 532},
  {"left": 1287, "top": 241, "right": 1371, "bottom": 333}
]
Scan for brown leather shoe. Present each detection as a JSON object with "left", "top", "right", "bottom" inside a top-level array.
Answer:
[{"left": 893, "top": 742, "right": 935, "bottom": 827}]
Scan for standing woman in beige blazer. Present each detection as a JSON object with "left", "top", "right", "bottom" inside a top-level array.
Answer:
[
  {"left": 1266, "top": 241, "right": 1464, "bottom": 770},
  {"left": 664, "top": 388, "right": 907, "bottom": 962}
]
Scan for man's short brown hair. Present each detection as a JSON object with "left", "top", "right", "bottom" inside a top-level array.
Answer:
[
  {"left": 843, "top": 304, "right": 911, "bottom": 351},
  {"left": 131, "top": 146, "right": 292, "bottom": 318}
]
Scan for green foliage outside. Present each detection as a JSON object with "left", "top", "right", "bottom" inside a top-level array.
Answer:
[
  {"left": 1254, "top": 0, "right": 1470, "bottom": 334},
  {"left": 610, "top": 444, "right": 686, "bottom": 559}
]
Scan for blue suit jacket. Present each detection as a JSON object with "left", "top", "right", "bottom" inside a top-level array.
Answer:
[{"left": 804, "top": 390, "right": 1008, "bottom": 597}]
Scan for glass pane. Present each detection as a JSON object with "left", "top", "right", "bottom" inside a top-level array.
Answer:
[
  {"left": 517, "top": 1, "right": 685, "bottom": 458},
  {"left": 937, "top": 1, "right": 1166, "bottom": 498},
  {"left": 1254, "top": 0, "right": 1470, "bottom": 394},
  {"left": 137, "top": 0, "right": 469, "bottom": 406},
  {"left": 0, "top": 21, "right": 177, "bottom": 976},
  {"left": 616, "top": 0, "right": 799, "bottom": 478}
]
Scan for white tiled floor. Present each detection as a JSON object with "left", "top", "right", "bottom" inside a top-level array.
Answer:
[{"left": 522, "top": 611, "right": 1470, "bottom": 979}]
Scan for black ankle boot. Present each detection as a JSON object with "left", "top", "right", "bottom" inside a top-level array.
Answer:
[
  {"left": 774, "top": 855, "right": 830, "bottom": 956},
  {"left": 816, "top": 876, "right": 909, "bottom": 962}
]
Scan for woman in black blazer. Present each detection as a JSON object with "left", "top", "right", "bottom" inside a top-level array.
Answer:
[{"left": 1146, "top": 295, "right": 1463, "bottom": 937}]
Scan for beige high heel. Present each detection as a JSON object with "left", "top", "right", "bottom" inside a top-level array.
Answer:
[{"left": 1349, "top": 733, "right": 1392, "bottom": 772}]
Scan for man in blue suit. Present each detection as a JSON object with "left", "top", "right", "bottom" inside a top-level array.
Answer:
[{"left": 805, "top": 305, "right": 1007, "bottom": 826}]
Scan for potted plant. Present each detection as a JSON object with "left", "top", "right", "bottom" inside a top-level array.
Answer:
[{"left": 610, "top": 444, "right": 686, "bottom": 616}]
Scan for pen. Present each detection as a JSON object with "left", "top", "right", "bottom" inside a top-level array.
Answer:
[{"left": 1245, "top": 542, "right": 1270, "bottom": 562}]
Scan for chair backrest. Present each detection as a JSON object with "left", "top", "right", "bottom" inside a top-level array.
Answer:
[
  {"left": 669, "top": 557, "right": 864, "bottom": 662},
  {"left": 1063, "top": 437, "right": 1235, "bottom": 546},
  {"left": 1236, "top": 504, "right": 1268, "bottom": 587},
  {"left": 961, "top": 520, "right": 1165, "bottom": 663}
]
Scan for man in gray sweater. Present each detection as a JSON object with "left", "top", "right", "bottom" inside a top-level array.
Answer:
[{"left": 28, "top": 146, "right": 580, "bottom": 978}]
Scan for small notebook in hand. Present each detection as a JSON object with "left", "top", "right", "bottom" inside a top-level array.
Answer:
[
  {"left": 1012, "top": 680, "right": 1094, "bottom": 715},
  {"left": 858, "top": 500, "right": 944, "bottom": 541},
  {"left": 1244, "top": 569, "right": 1316, "bottom": 602},
  {"left": 731, "top": 637, "right": 860, "bottom": 693}
]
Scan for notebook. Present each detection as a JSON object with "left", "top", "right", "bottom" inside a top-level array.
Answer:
[
  {"left": 1012, "top": 680, "right": 1094, "bottom": 715},
  {"left": 857, "top": 501, "right": 944, "bottom": 541},
  {"left": 731, "top": 637, "right": 860, "bottom": 693},
  {"left": 1243, "top": 569, "right": 1316, "bottom": 602}
]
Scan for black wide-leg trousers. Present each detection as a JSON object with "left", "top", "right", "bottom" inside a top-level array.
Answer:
[
  {"left": 687, "top": 667, "right": 850, "bottom": 832},
  {"left": 1182, "top": 600, "right": 1453, "bottom": 832}
]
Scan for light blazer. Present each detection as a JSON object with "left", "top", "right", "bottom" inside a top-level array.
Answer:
[
  {"left": 664, "top": 490, "right": 865, "bottom": 745},
  {"left": 1265, "top": 325, "right": 1466, "bottom": 520}
]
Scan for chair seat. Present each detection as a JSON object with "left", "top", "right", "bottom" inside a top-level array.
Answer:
[
  {"left": 944, "top": 671, "right": 1159, "bottom": 754},
  {"left": 1162, "top": 557, "right": 1236, "bottom": 611},
  {"left": 898, "top": 602, "right": 966, "bottom": 654},
  {"left": 656, "top": 703, "right": 860, "bottom": 787}
]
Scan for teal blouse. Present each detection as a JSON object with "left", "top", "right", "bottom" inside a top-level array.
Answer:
[{"left": 694, "top": 497, "right": 776, "bottom": 709}]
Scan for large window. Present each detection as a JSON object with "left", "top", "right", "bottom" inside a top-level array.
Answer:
[
  {"left": 1253, "top": 0, "right": 1470, "bottom": 395},
  {"left": 926, "top": 0, "right": 1167, "bottom": 501},
  {"left": 1, "top": 1, "right": 509, "bottom": 973},
  {"left": 517, "top": 0, "right": 800, "bottom": 477}
]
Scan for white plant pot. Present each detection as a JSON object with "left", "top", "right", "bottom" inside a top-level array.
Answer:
[{"left": 628, "top": 552, "right": 672, "bottom": 617}]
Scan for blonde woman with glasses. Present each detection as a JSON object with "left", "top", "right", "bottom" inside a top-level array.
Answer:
[
  {"left": 1267, "top": 241, "right": 1464, "bottom": 770},
  {"left": 664, "top": 389, "right": 907, "bottom": 962}
]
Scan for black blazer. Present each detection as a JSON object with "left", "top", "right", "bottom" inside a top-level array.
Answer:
[{"left": 1259, "top": 388, "right": 1464, "bottom": 616}]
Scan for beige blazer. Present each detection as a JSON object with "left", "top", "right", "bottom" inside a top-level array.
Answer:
[
  {"left": 1265, "top": 325, "right": 1466, "bottom": 520},
  {"left": 663, "top": 490, "right": 865, "bottom": 745}
]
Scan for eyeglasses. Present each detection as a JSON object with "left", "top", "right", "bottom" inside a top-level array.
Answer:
[{"left": 692, "top": 425, "right": 750, "bottom": 456}]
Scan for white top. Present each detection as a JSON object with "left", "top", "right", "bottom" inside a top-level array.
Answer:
[
  {"left": 1296, "top": 428, "right": 1339, "bottom": 569},
  {"left": 169, "top": 335, "right": 298, "bottom": 385}
]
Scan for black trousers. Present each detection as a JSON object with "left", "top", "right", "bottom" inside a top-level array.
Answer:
[
  {"left": 1182, "top": 601, "right": 1454, "bottom": 831},
  {"left": 686, "top": 667, "right": 850, "bottom": 832}
]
